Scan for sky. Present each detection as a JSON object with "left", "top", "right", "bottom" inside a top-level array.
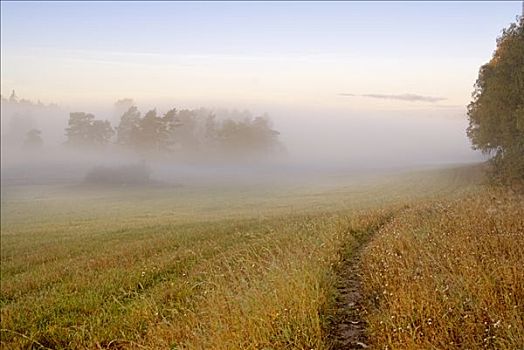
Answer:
[
  {"left": 1, "top": 1, "right": 521, "bottom": 109},
  {"left": 1, "top": 1, "right": 522, "bottom": 166}
]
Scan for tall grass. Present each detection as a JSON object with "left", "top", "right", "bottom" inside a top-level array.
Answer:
[
  {"left": 166, "top": 211, "right": 391, "bottom": 350},
  {"left": 0, "top": 165, "right": 488, "bottom": 348},
  {"left": 1, "top": 209, "right": 389, "bottom": 349},
  {"left": 361, "top": 190, "right": 524, "bottom": 349}
]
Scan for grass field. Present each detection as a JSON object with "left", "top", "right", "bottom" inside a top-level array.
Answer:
[
  {"left": 360, "top": 189, "right": 524, "bottom": 349},
  {"left": 2, "top": 164, "right": 522, "bottom": 349}
]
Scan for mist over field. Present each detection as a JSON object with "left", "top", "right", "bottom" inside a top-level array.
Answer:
[
  {"left": 1, "top": 2, "right": 523, "bottom": 349},
  {"left": 0, "top": 92, "right": 483, "bottom": 189},
  {"left": 3, "top": 1, "right": 509, "bottom": 189}
]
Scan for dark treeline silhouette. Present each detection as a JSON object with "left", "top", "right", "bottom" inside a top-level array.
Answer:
[
  {"left": 1, "top": 90, "right": 60, "bottom": 109},
  {"left": 467, "top": 15, "right": 524, "bottom": 188},
  {"left": 65, "top": 113, "right": 114, "bottom": 148},
  {"left": 64, "top": 104, "right": 283, "bottom": 160},
  {"left": 1, "top": 90, "right": 62, "bottom": 150},
  {"left": 1, "top": 92, "right": 284, "bottom": 163}
]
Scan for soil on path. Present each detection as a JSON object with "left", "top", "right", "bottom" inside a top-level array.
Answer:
[
  {"left": 328, "top": 212, "right": 395, "bottom": 349},
  {"left": 329, "top": 248, "right": 370, "bottom": 349}
]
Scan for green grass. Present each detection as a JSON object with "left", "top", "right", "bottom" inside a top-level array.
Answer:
[{"left": 0, "top": 165, "right": 485, "bottom": 349}]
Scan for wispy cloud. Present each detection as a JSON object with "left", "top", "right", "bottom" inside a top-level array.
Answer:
[{"left": 338, "top": 93, "right": 446, "bottom": 103}]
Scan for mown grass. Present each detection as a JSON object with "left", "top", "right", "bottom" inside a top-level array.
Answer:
[
  {"left": 361, "top": 189, "right": 524, "bottom": 349},
  {"left": 0, "top": 165, "right": 492, "bottom": 348},
  {"left": 1, "top": 207, "right": 391, "bottom": 349}
]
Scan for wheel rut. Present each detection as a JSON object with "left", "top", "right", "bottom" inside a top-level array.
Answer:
[
  {"left": 328, "top": 214, "right": 395, "bottom": 350},
  {"left": 329, "top": 248, "right": 370, "bottom": 349}
]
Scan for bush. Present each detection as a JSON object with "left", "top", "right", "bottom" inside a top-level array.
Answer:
[{"left": 84, "top": 163, "right": 151, "bottom": 185}]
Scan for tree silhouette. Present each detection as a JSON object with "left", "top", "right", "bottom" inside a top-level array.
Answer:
[
  {"left": 467, "top": 16, "right": 524, "bottom": 185},
  {"left": 111, "top": 105, "right": 283, "bottom": 159},
  {"left": 116, "top": 106, "right": 141, "bottom": 147},
  {"left": 116, "top": 107, "right": 181, "bottom": 153},
  {"left": 217, "top": 114, "right": 281, "bottom": 158},
  {"left": 9, "top": 90, "right": 17, "bottom": 103},
  {"left": 65, "top": 112, "right": 114, "bottom": 148}
]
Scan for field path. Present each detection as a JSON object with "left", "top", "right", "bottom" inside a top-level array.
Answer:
[
  {"left": 328, "top": 213, "right": 395, "bottom": 349},
  {"left": 330, "top": 246, "right": 369, "bottom": 349}
]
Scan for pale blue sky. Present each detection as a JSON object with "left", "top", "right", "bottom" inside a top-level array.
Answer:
[
  {"left": 1, "top": 1, "right": 522, "bottom": 107},
  {"left": 2, "top": 2, "right": 521, "bottom": 55}
]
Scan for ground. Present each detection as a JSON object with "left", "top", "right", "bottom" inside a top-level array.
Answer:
[{"left": 3, "top": 164, "right": 521, "bottom": 349}]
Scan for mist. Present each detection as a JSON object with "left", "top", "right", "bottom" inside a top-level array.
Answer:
[
  {"left": 4, "top": 0, "right": 514, "bottom": 190},
  {"left": 4, "top": 3, "right": 524, "bottom": 349},
  {"left": 0, "top": 90, "right": 483, "bottom": 190}
]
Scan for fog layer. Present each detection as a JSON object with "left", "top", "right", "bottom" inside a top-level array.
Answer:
[{"left": 1, "top": 93, "right": 482, "bottom": 188}]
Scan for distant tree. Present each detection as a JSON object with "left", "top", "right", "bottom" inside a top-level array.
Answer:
[
  {"left": 9, "top": 90, "right": 17, "bottom": 103},
  {"left": 137, "top": 109, "right": 162, "bottom": 151},
  {"left": 162, "top": 108, "right": 183, "bottom": 149},
  {"left": 23, "top": 129, "right": 43, "bottom": 149},
  {"left": 1, "top": 92, "right": 62, "bottom": 149},
  {"left": 116, "top": 107, "right": 181, "bottom": 154},
  {"left": 89, "top": 120, "right": 114, "bottom": 145},
  {"left": 251, "top": 114, "right": 281, "bottom": 153},
  {"left": 114, "top": 105, "right": 282, "bottom": 159},
  {"left": 204, "top": 113, "right": 219, "bottom": 149},
  {"left": 116, "top": 106, "right": 141, "bottom": 147},
  {"left": 467, "top": 16, "right": 524, "bottom": 185},
  {"left": 7, "top": 112, "right": 34, "bottom": 145},
  {"left": 65, "top": 112, "right": 114, "bottom": 148},
  {"left": 65, "top": 112, "right": 95, "bottom": 146},
  {"left": 114, "top": 98, "right": 135, "bottom": 110},
  {"left": 113, "top": 98, "right": 135, "bottom": 123},
  {"left": 171, "top": 109, "right": 201, "bottom": 153},
  {"left": 217, "top": 118, "right": 243, "bottom": 154},
  {"left": 217, "top": 114, "right": 281, "bottom": 158}
]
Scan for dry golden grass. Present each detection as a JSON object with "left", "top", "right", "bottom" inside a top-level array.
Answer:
[
  {"left": 361, "top": 190, "right": 524, "bottom": 349},
  {"left": 0, "top": 165, "right": 490, "bottom": 349},
  {"left": 142, "top": 211, "right": 392, "bottom": 349},
  {"left": 0, "top": 205, "right": 389, "bottom": 349}
]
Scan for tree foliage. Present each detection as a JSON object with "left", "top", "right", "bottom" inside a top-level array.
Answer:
[
  {"left": 467, "top": 16, "right": 524, "bottom": 185},
  {"left": 61, "top": 101, "right": 282, "bottom": 160},
  {"left": 217, "top": 115, "right": 281, "bottom": 157},
  {"left": 114, "top": 105, "right": 282, "bottom": 160},
  {"left": 65, "top": 112, "right": 114, "bottom": 148},
  {"left": 6, "top": 94, "right": 283, "bottom": 161},
  {"left": 1, "top": 91, "right": 61, "bottom": 149},
  {"left": 116, "top": 107, "right": 180, "bottom": 153},
  {"left": 116, "top": 106, "right": 141, "bottom": 147}
]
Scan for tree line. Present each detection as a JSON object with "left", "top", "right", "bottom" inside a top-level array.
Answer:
[
  {"left": 1, "top": 92, "right": 283, "bottom": 160},
  {"left": 1, "top": 90, "right": 60, "bottom": 150},
  {"left": 64, "top": 105, "right": 283, "bottom": 159}
]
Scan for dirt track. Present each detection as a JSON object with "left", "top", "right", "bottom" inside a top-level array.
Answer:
[{"left": 329, "top": 247, "right": 370, "bottom": 349}]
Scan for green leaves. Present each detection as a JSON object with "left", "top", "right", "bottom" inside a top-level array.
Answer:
[{"left": 467, "top": 16, "right": 524, "bottom": 186}]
